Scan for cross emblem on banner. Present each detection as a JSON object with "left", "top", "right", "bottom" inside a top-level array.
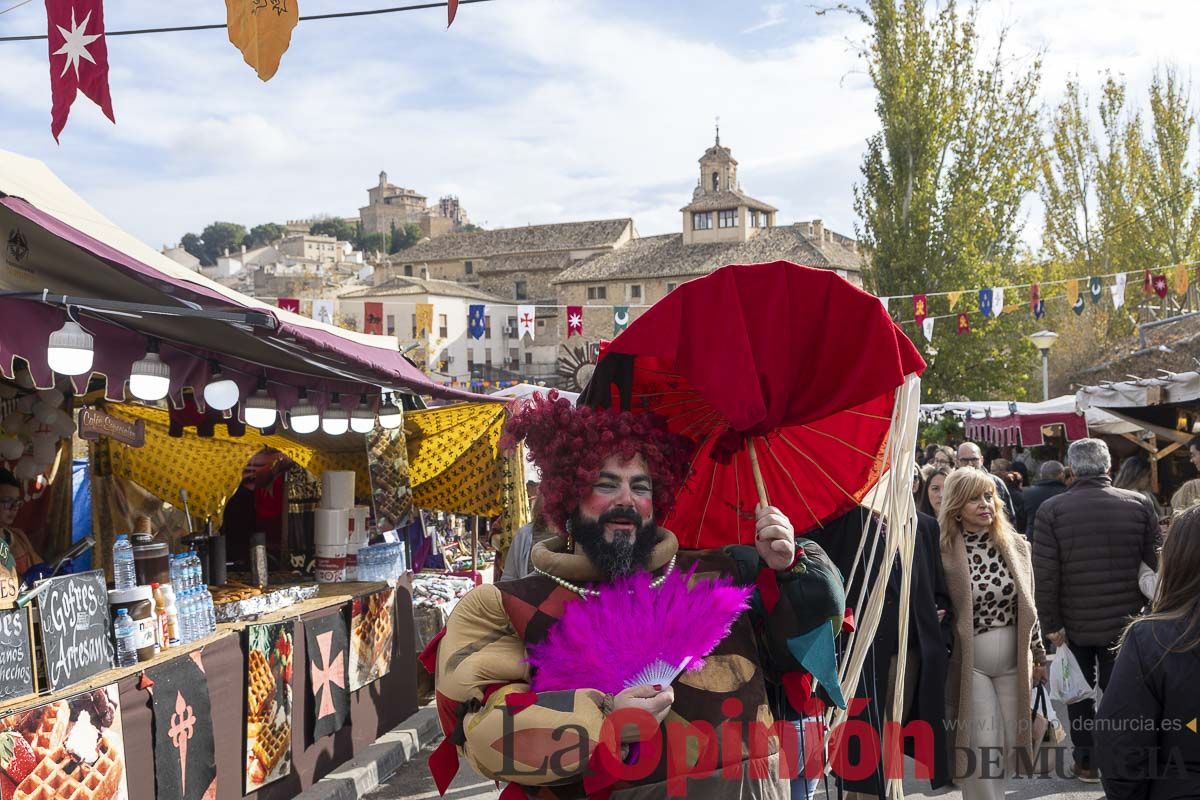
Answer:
[
  {"left": 520, "top": 313, "right": 533, "bottom": 327},
  {"left": 311, "top": 630, "right": 346, "bottom": 719},
  {"left": 168, "top": 691, "right": 197, "bottom": 795}
]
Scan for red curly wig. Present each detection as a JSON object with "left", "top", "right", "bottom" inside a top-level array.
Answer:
[{"left": 501, "top": 391, "right": 694, "bottom": 533}]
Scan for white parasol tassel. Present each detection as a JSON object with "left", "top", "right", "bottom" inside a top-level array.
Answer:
[{"left": 824, "top": 372, "right": 921, "bottom": 800}]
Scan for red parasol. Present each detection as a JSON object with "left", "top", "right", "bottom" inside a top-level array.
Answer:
[{"left": 579, "top": 261, "right": 925, "bottom": 549}]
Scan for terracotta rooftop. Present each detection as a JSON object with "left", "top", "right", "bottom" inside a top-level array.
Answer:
[
  {"left": 552, "top": 224, "right": 864, "bottom": 284},
  {"left": 339, "top": 276, "right": 506, "bottom": 303},
  {"left": 388, "top": 218, "right": 633, "bottom": 262},
  {"left": 681, "top": 189, "right": 777, "bottom": 213}
]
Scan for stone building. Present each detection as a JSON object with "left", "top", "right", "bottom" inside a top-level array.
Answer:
[
  {"left": 551, "top": 134, "right": 864, "bottom": 349},
  {"left": 337, "top": 276, "right": 528, "bottom": 385},
  {"left": 358, "top": 171, "right": 470, "bottom": 239}
]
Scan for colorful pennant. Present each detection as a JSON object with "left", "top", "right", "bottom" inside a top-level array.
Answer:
[
  {"left": 46, "top": 0, "right": 116, "bottom": 141},
  {"left": 226, "top": 0, "right": 299, "bottom": 81},
  {"left": 956, "top": 313, "right": 971, "bottom": 335},
  {"left": 978, "top": 289, "right": 993, "bottom": 318},
  {"left": 566, "top": 306, "right": 583, "bottom": 338},
  {"left": 613, "top": 306, "right": 630, "bottom": 334},
  {"left": 517, "top": 305, "right": 535, "bottom": 340},
  {"left": 947, "top": 291, "right": 962, "bottom": 312},
  {"left": 467, "top": 305, "right": 485, "bottom": 340},
  {"left": 913, "top": 294, "right": 928, "bottom": 327}
]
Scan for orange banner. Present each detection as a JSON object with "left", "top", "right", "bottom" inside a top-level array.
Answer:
[{"left": 226, "top": 0, "right": 299, "bottom": 81}]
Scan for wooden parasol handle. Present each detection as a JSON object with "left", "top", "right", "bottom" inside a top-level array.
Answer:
[{"left": 746, "top": 438, "right": 771, "bottom": 508}]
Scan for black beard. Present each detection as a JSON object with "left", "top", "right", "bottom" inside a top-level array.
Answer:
[{"left": 569, "top": 508, "right": 661, "bottom": 578}]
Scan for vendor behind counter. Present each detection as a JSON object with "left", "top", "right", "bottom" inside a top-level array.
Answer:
[
  {"left": 219, "top": 448, "right": 292, "bottom": 569},
  {"left": 0, "top": 468, "right": 42, "bottom": 584}
]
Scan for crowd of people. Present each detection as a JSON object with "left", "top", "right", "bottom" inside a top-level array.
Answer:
[{"left": 900, "top": 435, "right": 1200, "bottom": 800}]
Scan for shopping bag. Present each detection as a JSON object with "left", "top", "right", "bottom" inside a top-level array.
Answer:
[
  {"left": 1047, "top": 646, "right": 1096, "bottom": 704},
  {"left": 1033, "top": 685, "right": 1067, "bottom": 745}
]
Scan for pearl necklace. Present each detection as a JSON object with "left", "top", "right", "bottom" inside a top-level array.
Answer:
[{"left": 534, "top": 555, "right": 677, "bottom": 599}]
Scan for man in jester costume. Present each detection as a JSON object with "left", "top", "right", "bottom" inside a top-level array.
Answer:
[{"left": 423, "top": 392, "right": 848, "bottom": 799}]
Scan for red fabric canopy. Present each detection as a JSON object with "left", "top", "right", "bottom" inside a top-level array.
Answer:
[{"left": 965, "top": 411, "right": 1090, "bottom": 447}]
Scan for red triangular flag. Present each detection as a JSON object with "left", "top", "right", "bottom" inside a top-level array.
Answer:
[
  {"left": 45, "top": 0, "right": 116, "bottom": 141},
  {"left": 956, "top": 313, "right": 971, "bottom": 335},
  {"left": 1030, "top": 283, "right": 1040, "bottom": 313},
  {"left": 912, "top": 294, "right": 927, "bottom": 327},
  {"left": 447, "top": 0, "right": 459, "bottom": 27},
  {"left": 1143, "top": 269, "right": 1154, "bottom": 295},
  {"left": 1153, "top": 274, "right": 1169, "bottom": 299}
]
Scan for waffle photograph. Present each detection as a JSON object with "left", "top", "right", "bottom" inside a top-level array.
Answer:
[
  {"left": 0, "top": 686, "right": 128, "bottom": 800},
  {"left": 243, "top": 623, "right": 293, "bottom": 793},
  {"left": 348, "top": 589, "right": 395, "bottom": 691}
]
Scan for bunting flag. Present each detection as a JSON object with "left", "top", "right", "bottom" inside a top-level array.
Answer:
[
  {"left": 1029, "top": 283, "right": 1040, "bottom": 312},
  {"left": 613, "top": 306, "right": 630, "bottom": 334},
  {"left": 363, "top": 301, "right": 383, "bottom": 335},
  {"left": 956, "top": 313, "right": 971, "bottom": 335},
  {"left": 566, "top": 306, "right": 583, "bottom": 338},
  {"left": 947, "top": 291, "right": 962, "bottom": 312},
  {"left": 306, "top": 610, "right": 349, "bottom": 740},
  {"left": 226, "top": 0, "right": 300, "bottom": 81},
  {"left": 467, "top": 305, "right": 485, "bottom": 339},
  {"left": 921, "top": 317, "right": 935, "bottom": 342},
  {"left": 978, "top": 288, "right": 993, "bottom": 318},
  {"left": 912, "top": 294, "right": 928, "bottom": 327},
  {"left": 1065, "top": 279, "right": 1080, "bottom": 308},
  {"left": 415, "top": 303, "right": 434, "bottom": 337},
  {"left": 311, "top": 299, "right": 334, "bottom": 326},
  {"left": 1176, "top": 263, "right": 1190, "bottom": 296},
  {"left": 517, "top": 305, "right": 535, "bottom": 340},
  {"left": 46, "top": 0, "right": 116, "bottom": 141},
  {"left": 992, "top": 287, "right": 1006, "bottom": 317},
  {"left": 1153, "top": 273, "right": 1169, "bottom": 299},
  {"left": 1112, "top": 272, "right": 1127, "bottom": 309},
  {"left": 1089, "top": 276, "right": 1103, "bottom": 304},
  {"left": 1033, "top": 299, "right": 1045, "bottom": 319},
  {"left": 277, "top": 297, "right": 299, "bottom": 314},
  {"left": 1073, "top": 292, "right": 1085, "bottom": 316},
  {"left": 1143, "top": 269, "right": 1154, "bottom": 295},
  {"left": 878, "top": 296, "right": 890, "bottom": 315}
]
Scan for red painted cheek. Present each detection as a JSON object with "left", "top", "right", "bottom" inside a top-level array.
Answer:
[
  {"left": 580, "top": 491, "right": 611, "bottom": 519},
  {"left": 633, "top": 496, "right": 653, "bottom": 518}
]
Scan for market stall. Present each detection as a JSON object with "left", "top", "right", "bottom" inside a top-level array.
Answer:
[
  {"left": 1076, "top": 371, "right": 1200, "bottom": 494},
  {"left": 0, "top": 150, "right": 495, "bottom": 798}
]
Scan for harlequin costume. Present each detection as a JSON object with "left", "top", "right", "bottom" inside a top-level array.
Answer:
[{"left": 422, "top": 393, "right": 848, "bottom": 799}]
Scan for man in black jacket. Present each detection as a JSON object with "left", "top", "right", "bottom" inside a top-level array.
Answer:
[
  {"left": 1021, "top": 460, "right": 1067, "bottom": 539},
  {"left": 1033, "top": 438, "right": 1159, "bottom": 782}
]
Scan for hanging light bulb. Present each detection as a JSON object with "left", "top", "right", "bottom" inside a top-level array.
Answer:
[
  {"left": 128, "top": 341, "right": 171, "bottom": 402},
  {"left": 322, "top": 392, "right": 349, "bottom": 435},
  {"left": 289, "top": 389, "right": 320, "bottom": 434},
  {"left": 243, "top": 380, "right": 278, "bottom": 429},
  {"left": 377, "top": 393, "right": 403, "bottom": 429},
  {"left": 46, "top": 319, "right": 94, "bottom": 376},
  {"left": 202, "top": 361, "right": 240, "bottom": 411},
  {"left": 350, "top": 394, "right": 375, "bottom": 433}
]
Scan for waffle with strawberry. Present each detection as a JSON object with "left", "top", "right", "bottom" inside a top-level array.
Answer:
[
  {"left": 13, "top": 733, "right": 124, "bottom": 800},
  {"left": 248, "top": 718, "right": 290, "bottom": 785},
  {"left": 247, "top": 650, "right": 276, "bottom": 723},
  {"left": 0, "top": 731, "right": 37, "bottom": 799}
]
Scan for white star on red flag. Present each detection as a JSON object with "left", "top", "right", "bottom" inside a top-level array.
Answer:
[{"left": 45, "top": 0, "right": 115, "bottom": 140}]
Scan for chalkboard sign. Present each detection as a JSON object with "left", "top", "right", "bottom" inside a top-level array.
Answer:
[
  {"left": 38, "top": 570, "right": 113, "bottom": 692},
  {"left": 0, "top": 608, "right": 33, "bottom": 701}
]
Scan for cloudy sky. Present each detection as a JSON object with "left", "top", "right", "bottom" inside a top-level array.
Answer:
[{"left": 0, "top": 0, "right": 1195, "bottom": 249}]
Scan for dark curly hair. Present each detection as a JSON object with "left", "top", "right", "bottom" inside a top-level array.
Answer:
[{"left": 501, "top": 391, "right": 694, "bottom": 533}]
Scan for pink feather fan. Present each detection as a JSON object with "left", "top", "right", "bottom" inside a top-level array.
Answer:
[{"left": 527, "top": 566, "right": 753, "bottom": 695}]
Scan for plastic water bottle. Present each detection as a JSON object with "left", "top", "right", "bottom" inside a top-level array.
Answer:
[
  {"left": 176, "top": 590, "right": 191, "bottom": 643},
  {"left": 190, "top": 551, "right": 204, "bottom": 590},
  {"left": 113, "top": 609, "right": 138, "bottom": 667},
  {"left": 185, "top": 590, "right": 200, "bottom": 642},
  {"left": 202, "top": 590, "right": 216, "bottom": 634},
  {"left": 112, "top": 535, "right": 136, "bottom": 590}
]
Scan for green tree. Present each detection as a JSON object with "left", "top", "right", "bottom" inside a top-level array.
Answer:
[
  {"left": 309, "top": 217, "right": 357, "bottom": 242},
  {"left": 246, "top": 222, "right": 287, "bottom": 248},
  {"left": 359, "top": 232, "right": 389, "bottom": 253},
  {"left": 1134, "top": 68, "right": 1199, "bottom": 267},
  {"left": 180, "top": 232, "right": 207, "bottom": 265},
  {"left": 851, "top": 0, "right": 1044, "bottom": 401},
  {"left": 199, "top": 222, "right": 248, "bottom": 266},
  {"left": 389, "top": 223, "right": 424, "bottom": 253}
]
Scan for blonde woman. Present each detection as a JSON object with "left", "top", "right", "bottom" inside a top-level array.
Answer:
[{"left": 938, "top": 468, "right": 1048, "bottom": 800}]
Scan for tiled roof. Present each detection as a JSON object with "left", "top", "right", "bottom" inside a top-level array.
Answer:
[
  {"left": 552, "top": 225, "right": 863, "bottom": 284},
  {"left": 681, "top": 190, "right": 777, "bottom": 213},
  {"left": 478, "top": 251, "right": 581, "bottom": 274},
  {"left": 388, "top": 218, "right": 632, "bottom": 262},
  {"left": 339, "top": 276, "right": 507, "bottom": 303}
]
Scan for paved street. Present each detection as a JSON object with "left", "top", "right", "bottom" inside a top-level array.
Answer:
[{"left": 367, "top": 738, "right": 1107, "bottom": 800}]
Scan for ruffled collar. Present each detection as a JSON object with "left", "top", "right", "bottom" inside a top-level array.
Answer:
[{"left": 530, "top": 528, "right": 680, "bottom": 583}]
